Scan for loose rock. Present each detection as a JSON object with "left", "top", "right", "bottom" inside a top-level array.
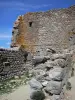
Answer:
[
  {"left": 29, "top": 78, "right": 43, "bottom": 90},
  {"left": 48, "top": 68, "right": 65, "bottom": 81},
  {"left": 45, "top": 81, "right": 62, "bottom": 95}
]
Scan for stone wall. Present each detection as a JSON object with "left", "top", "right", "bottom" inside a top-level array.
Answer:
[
  {"left": 11, "top": 5, "right": 75, "bottom": 55},
  {"left": 1, "top": 5, "right": 75, "bottom": 99},
  {"left": 29, "top": 50, "right": 73, "bottom": 100},
  {"left": 0, "top": 47, "right": 73, "bottom": 100},
  {"left": 0, "top": 48, "right": 28, "bottom": 81}
]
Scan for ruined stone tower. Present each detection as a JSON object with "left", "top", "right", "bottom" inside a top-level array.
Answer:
[
  {"left": 0, "top": 6, "right": 75, "bottom": 100},
  {"left": 11, "top": 5, "right": 75, "bottom": 55}
]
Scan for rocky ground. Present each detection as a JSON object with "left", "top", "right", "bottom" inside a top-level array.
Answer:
[
  {"left": 0, "top": 54, "right": 75, "bottom": 100},
  {"left": 0, "top": 72, "right": 32, "bottom": 100},
  {"left": 0, "top": 76, "right": 75, "bottom": 100}
]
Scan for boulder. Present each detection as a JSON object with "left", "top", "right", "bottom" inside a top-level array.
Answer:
[
  {"left": 48, "top": 68, "right": 65, "bottom": 81},
  {"left": 45, "top": 81, "right": 62, "bottom": 95},
  {"left": 32, "top": 56, "right": 50, "bottom": 66},
  {"left": 45, "top": 59, "right": 66, "bottom": 69},
  {"left": 29, "top": 78, "right": 43, "bottom": 90}
]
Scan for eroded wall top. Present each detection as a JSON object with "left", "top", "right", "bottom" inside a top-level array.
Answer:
[{"left": 11, "top": 5, "right": 75, "bottom": 55}]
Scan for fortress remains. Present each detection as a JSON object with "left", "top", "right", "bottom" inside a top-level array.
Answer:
[
  {"left": 11, "top": 5, "right": 75, "bottom": 55},
  {"left": 0, "top": 5, "right": 75, "bottom": 100}
]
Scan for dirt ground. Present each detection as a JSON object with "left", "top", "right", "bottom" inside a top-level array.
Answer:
[
  {"left": 0, "top": 65, "right": 75, "bottom": 100},
  {"left": 65, "top": 74, "right": 75, "bottom": 100},
  {"left": 64, "top": 63, "right": 75, "bottom": 100},
  {"left": 0, "top": 85, "right": 31, "bottom": 100}
]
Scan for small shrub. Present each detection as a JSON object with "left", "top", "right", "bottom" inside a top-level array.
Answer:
[
  {"left": 71, "top": 68, "right": 74, "bottom": 77},
  {"left": 25, "top": 70, "right": 29, "bottom": 78},
  {"left": 31, "top": 90, "right": 45, "bottom": 100},
  {"left": 66, "top": 82, "right": 72, "bottom": 90}
]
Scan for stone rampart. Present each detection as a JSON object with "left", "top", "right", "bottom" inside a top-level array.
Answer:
[
  {"left": 29, "top": 50, "right": 73, "bottom": 100},
  {"left": 0, "top": 48, "right": 28, "bottom": 81}
]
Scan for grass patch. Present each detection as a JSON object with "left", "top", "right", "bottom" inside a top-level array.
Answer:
[{"left": 0, "top": 71, "right": 33, "bottom": 95}]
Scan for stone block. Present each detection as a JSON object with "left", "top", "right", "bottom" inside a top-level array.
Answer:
[
  {"left": 29, "top": 78, "right": 43, "bottom": 90},
  {"left": 48, "top": 68, "right": 65, "bottom": 81},
  {"left": 45, "top": 81, "right": 62, "bottom": 95},
  {"left": 32, "top": 56, "right": 50, "bottom": 66},
  {"left": 51, "top": 54, "right": 67, "bottom": 60}
]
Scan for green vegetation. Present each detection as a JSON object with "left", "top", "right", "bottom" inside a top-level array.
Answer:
[
  {"left": 31, "top": 90, "right": 45, "bottom": 100},
  {"left": 66, "top": 82, "right": 72, "bottom": 90},
  {"left": 0, "top": 71, "right": 33, "bottom": 95}
]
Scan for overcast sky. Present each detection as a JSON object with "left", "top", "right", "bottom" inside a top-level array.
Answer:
[{"left": 0, "top": 0, "right": 75, "bottom": 48}]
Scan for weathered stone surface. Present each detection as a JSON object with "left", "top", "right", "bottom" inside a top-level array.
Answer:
[
  {"left": 46, "top": 48, "right": 56, "bottom": 54},
  {"left": 29, "top": 52, "right": 72, "bottom": 100},
  {"left": 32, "top": 56, "right": 50, "bottom": 66},
  {"left": 0, "top": 47, "right": 72, "bottom": 100},
  {"left": 45, "top": 81, "right": 62, "bottom": 94},
  {"left": 48, "top": 68, "right": 65, "bottom": 81},
  {"left": 0, "top": 48, "right": 29, "bottom": 81},
  {"left": 60, "top": 67, "right": 70, "bottom": 85},
  {"left": 29, "top": 78, "right": 43, "bottom": 90},
  {"left": 11, "top": 5, "right": 75, "bottom": 54},
  {"left": 54, "top": 59, "right": 66, "bottom": 68},
  {"left": 35, "top": 75, "right": 46, "bottom": 82},
  {"left": 51, "top": 54, "right": 67, "bottom": 60},
  {"left": 51, "top": 95, "right": 60, "bottom": 100},
  {"left": 45, "top": 61, "right": 56, "bottom": 68},
  {"left": 0, "top": 6, "right": 74, "bottom": 100},
  {"left": 33, "top": 63, "right": 46, "bottom": 70},
  {"left": 30, "top": 69, "right": 46, "bottom": 76},
  {"left": 45, "top": 76, "right": 52, "bottom": 81},
  {"left": 42, "top": 81, "right": 48, "bottom": 87},
  {"left": 45, "top": 59, "right": 66, "bottom": 68}
]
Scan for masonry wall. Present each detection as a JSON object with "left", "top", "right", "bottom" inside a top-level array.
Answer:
[
  {"left": 29, "top": 51, "right": 73, "bottom": 100},
  {"left": 0, "top": 48, "right": 27, "bottom": 81},
  {"left": 0, "top": 48, "right": 73, "bottom": 100},
  {"left": 11, "top": 5, "right": 75, "bottom": 55}
]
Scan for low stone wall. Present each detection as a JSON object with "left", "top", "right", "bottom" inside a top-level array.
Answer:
[
  {"left": 0, "top": 47, "right": 73, "bottom": 100},
  {"left": 0, "top": 48, "right": 28, "bottom": 81},
  {"left": 29, "top": 51, "right": 72, "bottom": 100}
]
